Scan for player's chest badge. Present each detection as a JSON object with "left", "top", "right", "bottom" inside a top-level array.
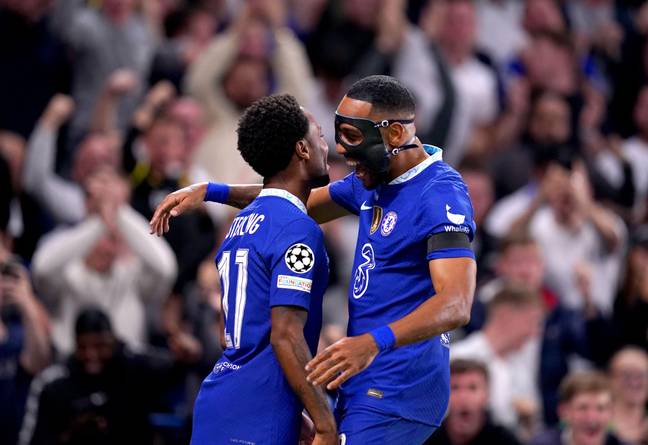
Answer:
[
  {"left": 369, "top": 206, "right": 383, "bottom": 235},
  {"left": 380, "top": 211, "right": 398, "bottom": 236}
]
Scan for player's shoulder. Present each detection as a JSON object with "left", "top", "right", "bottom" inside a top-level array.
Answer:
[{"left": 419, "top": 160, "right": 469, "bottom": 201}]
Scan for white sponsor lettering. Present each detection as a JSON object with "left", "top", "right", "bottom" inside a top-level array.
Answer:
[{"left": 444, "top": 225, "right": 469, "bottom": 233}]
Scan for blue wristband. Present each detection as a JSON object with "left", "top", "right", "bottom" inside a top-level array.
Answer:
[
  {"left": 369, "top": 326, "right": 396, "bottom": 353},
  {"left": 204, "top": 182, "right": 230, "bottom": 203}
]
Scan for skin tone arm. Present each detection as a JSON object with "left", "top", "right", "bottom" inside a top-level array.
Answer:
[
  {"left": 270, "top": 306, "right": 337, "bottom": 445},
  {"left": 1, "top": 267, "right": 52, "bottom": 375},
  {"left": 305, "top": 257, "right": 476, "bottom": 390},
  {"left": 149, "top": 183, "right": 349, "bottom": 235}
]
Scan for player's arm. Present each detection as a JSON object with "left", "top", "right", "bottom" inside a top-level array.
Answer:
[
  {"left": 307, "top": 186, "right": 351, "bottom": 224},
  {"left": 150, "top": 181, "right": 352, "bottom": 235},
  {"left": 306, "top": 257, "right": 475, "bottom": 389},
  {"left": 271, "top": 306, "right": 337, "bottom": 442},
  {"left": 149, "top": 182, "right": 262, "bottom": 235}
]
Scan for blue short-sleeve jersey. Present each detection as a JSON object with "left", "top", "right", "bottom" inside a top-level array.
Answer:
[
  {"left": 328, "top": 146, "right": 475, "bottom": 427},
  {"left": 191, "top": 189, "right": 328, "bottom": 445}
]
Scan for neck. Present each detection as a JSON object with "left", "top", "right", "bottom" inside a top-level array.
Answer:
[
  {"left": 386, "top": 139, "right": 429, "bottom": 181},
  {"left": 263, "top": 174, "right": 310, "bottom": 208}
]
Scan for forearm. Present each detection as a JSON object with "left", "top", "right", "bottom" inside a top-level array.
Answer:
[
  {"left": 586, "top": 204, "right": 621, "bottom": 251},
  {"left": 390, "top": 290, "right": 473, "bottom": 347},
  {"left": 18, "top": 302, "right": 52, "bottom": 375},
  {"left": 272, "top": 333, "right": 335, "bottom": 432},
  {"left": 90, "top": 90, "right": 120, "bottom": 133},
  {"left": 509, "top": 193, "right": 543, "bottom": 234},
  {"left": 23, "top": 123, "right": 85, "bottom": 223},
  {"left": 226, "top": 184, "right": 263, "bottom": 209}
]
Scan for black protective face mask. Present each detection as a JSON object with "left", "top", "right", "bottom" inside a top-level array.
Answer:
[{"left": 334, "top": 112, "right": 417, "bottom": 179}]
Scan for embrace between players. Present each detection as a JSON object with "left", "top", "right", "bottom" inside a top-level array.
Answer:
[{"left": 150, "top": 76, "right": 477, "bottom": 445}]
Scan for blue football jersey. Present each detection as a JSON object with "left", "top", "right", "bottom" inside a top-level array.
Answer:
[
  {"left": 328, "top": 146, "right": 475, "bottom": 427},
  {"left": 191, "top": 189, "right": 328, "bottom": 445}
]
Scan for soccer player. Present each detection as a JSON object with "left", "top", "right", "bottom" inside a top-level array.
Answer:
[
  {"left": 185, "top": 94, "right": 337, "bottom": 445},
  {"left": 151, "top": 76, "right": 477, "bottom": 444}
]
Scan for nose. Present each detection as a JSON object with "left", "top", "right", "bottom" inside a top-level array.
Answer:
[{"left": 335, "top": 142, "right": 347, "bottom": 156}]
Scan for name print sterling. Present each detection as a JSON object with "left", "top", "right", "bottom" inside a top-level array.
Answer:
[{"left": 225, "top": 213, "right": 265, "bottom": 239}]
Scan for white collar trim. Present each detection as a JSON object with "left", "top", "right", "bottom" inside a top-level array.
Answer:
[
  {"left": 388, "top": 149, "right": 443, "bottom": 185},
  {"left": 259, "top": 188, "right": 307, "bottom": 214}
]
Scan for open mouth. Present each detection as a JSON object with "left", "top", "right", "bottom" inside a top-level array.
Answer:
[{"left": 346, "top": 158, "right": 369, "bottom": 180}]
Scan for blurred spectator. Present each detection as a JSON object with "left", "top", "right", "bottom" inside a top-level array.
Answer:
[
  {"left": 598, "top": 85, "right": 648, "bottom": 222},
  {"left": 501, "top": 161, "right": 625, "bottom": 313},
  {"left": 0, "top": 0, "right": 70, "bottom": 138},
  {"left": 162, "top": 259, "right": 223, "bottom": 411},
  {"left": 53, "top": 0, "right": 156, "bottom": 153},
  {"left": 306, "top": 0, "right": 435, "bottom": 148},
  {"left": 1, "top": 129, "right": 50, "bottom": 261},
  {"left": 612, "top": 226, "right": 648, "bottom": 352},
  {"left": 419, "top": 0, "right": 499, "bottom": 165},
  {"left": 608, "top": 347, "right": 648, "bottom": 445},
  {"left": 32, "top": 170, "right": 177, "bottom": 354},
  {"left": 475, "top": 0, "right": 526, "bottom": 69},
  {"left": 151, "top": 5, "right": 219, "bottom": 88},
  {"left": 0, "top": 255, "right": 51, "bottom": 445},
  {"left": 186, "top": 0, "right": 313, "bottom": 184},
  {"left": 521, "top": 0, "right": 567, "bottom": 36},
  {"left": 424, "top": 359, "right": 522, "bottom": 445},
  {"left": 19, "top": 307, "right": 189, "bottom": 445},
  {"left": 468, "top": 231, "right": 611, "bottom": 425},
  {"left": 458, "top": 160, "right": 496, "bottom": 281},
  {"left": 452, "top": 285, "right": 544, "bottom": 434},
  {"left": 128, "top": 112, "right": 216, "bottom": 291},
  {"left": 531, "top": 371, "right": 626, "bottom": 445},
  {"left": 23, "top": 94, "right": 121, "bottom": 225},
  {"left": 491, "top": 91, "right": 572, "bottom": 199}
]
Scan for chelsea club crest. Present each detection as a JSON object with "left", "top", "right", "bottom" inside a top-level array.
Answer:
[{"left": 380, "top": 211, "right": 398, "bottom": 236}]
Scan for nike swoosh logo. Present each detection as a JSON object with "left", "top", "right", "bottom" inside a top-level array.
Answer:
[{"left": 360, "top": 202, "right": 372, "bottom": 211}]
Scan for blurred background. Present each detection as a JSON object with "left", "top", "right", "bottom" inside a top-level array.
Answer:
[{"left": 0, "top": 0, "right": 647, "bottom": 444}]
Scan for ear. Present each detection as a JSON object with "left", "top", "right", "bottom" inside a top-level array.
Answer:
[
  {"left": 295, "top": 139, "right": 310, "bottom": 161},
  {"left": 385, "top": 122, "right": 407, "bottom": 147}
]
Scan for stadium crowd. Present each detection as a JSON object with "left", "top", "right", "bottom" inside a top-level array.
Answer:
[{"left": 0, "top": 0, "right": 647, "bottom": 444}]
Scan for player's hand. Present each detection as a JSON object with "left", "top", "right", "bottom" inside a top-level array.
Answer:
[
  {"left": 306, "top": 334, "right": 379, "bottom": 390},
  {"left": 149, "top": 182, "right": 208, "bottom": 236}
]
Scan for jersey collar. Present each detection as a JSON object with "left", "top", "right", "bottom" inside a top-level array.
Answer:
[
  {"left": 259, "top": 188, "right": 307, "bottom": 214},
  {"left": 388, "top": 145, "right": 443, "bottom": 185}
]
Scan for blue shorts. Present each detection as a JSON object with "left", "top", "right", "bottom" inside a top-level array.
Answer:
[{"left": 336, "top": 405, "right": 436, "bottom": 445}]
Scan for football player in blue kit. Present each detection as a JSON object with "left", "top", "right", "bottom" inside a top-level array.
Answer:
[
  {"left": 151, "top": 76, "right": 476, "bottom": 444},
  {"left": 169, "top": 94, "right": 338, "bottom": 445}
]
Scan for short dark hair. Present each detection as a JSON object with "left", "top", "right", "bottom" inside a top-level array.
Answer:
[
  {"left": 559, "top": 371, "right": 610, "bottom": 403},
  {"left": 497, "top": 230, "right": 537, "bottom": 255},
  {"left": 236, "top": 94, "right": 309, "bottom": 178},
  {"left": 75, "top": 307, "right": 113, "bottom": 337},
  {"left": 450, "top": 358, "right": 489, "bottom": 381},
  {"left": 346, "top": 75, "right": 416, "bottom": 116}
]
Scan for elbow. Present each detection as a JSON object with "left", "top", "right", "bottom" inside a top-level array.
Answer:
[
  {"left": 454, "top": 306, "right": 471, "bottom": 329},
  {"left": 450, "top": 292, "right": 474, "bottom": 329}
]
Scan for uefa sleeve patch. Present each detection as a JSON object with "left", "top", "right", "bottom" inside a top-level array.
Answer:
[
  {"left": 277, "top": 275, "right": 312, "bottom": 293},
  {"left": 284, "top": 243, "right": 315, "bottom": 274}
]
